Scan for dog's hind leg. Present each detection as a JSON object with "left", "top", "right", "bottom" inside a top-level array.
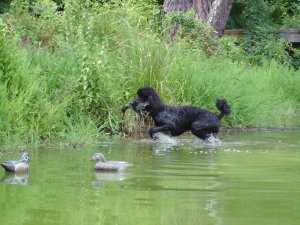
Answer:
[{"left": 191, "top": 121, "right": 219, "bottom": 140}]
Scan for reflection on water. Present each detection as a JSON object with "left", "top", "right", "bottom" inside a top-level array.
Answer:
[
  {"left": 0, "top": 130, "right": 299, "bottom": 225},
  {"left": 1, "top": 172, "right": 29, "bottom": 185},
  {"left": 92, "top": 171, "right": 129, "bottom": 189},
  {"left": 136, "top": 132, "right": 223, "bottom": 157}
]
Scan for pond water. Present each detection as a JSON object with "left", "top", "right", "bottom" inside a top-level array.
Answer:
[{"left": 0, "top": 130, "right": 300, "bottom": 225}]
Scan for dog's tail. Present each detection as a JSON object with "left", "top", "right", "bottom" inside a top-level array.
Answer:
[{"left": 216, "top": 99, "right": 231, "bottom": 120}]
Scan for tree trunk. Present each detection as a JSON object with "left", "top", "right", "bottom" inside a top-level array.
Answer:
[{"left": 163, "top": 0, "right": 233, "bottom": 37}]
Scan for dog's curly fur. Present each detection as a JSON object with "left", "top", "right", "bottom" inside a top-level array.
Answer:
[{"left": 127, "top": 86, "right": 231, "bottom": 140}]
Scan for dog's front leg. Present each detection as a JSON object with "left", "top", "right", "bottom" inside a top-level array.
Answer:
[
  {"left": 148, "top": 124, "right": 174, "bottom": 139},
  {"left": 148, "top": 127, "right": 156, "bottom": 139}
]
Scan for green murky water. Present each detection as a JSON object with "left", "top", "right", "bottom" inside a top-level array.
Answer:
[{"left": 0, "top": 130, "right": 300, "bottom": 225}]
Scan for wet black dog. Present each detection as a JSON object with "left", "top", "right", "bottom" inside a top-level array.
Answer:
[{"left": 122, "top": 87, "right": 231, "bottom": 140}]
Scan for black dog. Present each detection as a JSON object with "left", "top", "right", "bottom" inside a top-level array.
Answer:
[{"left": 122, "top": 87, "right": 231, "bottom": 140}]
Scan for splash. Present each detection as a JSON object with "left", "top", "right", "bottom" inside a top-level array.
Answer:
[
  {"left": 153, "top": 132, "right": 178, "bottom": 145},
  {"left": 195, "top": 134, "right": 222, "bottom": 147},
  {"left": 134, "top": 132, "right": 178, "bottom": 146}
]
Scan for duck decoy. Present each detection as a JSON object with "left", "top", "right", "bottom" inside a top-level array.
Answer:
[
  {"left": 0, "top": 152, "right": 30, "bottom": 173},
  {"left": 91, "top": 152, "right": 132, "bottom": 171}
]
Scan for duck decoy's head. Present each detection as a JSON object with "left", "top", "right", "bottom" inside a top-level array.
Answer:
[
  {"left": 91, "top": 153, "right": 106, "bottom": 162},
  {"left": 20, "top": 152, "right": 29, "bottom": 163}
]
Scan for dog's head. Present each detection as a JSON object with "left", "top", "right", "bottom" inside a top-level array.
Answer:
[{"left": 129, "top": 87, "right": 163, "bottom": 114}]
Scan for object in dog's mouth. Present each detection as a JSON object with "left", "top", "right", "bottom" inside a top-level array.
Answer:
[
  {"left": 121, "top": 102, "right": 149, "bottom": 113},
  {"left": 136, "top": 102, "right": 149, "bottom": 111}
]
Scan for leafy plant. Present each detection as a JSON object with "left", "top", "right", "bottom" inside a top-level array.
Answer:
[{"left": 164, "top": 10, "right": 220, "bottom": 56}]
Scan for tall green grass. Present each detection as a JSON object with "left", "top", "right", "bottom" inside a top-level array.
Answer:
[{"left": 0, "top": 0, "right": 299, "bottom": 149}]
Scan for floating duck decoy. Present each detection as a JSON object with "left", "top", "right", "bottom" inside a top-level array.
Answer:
[
  {"left": 0, "top": 152, "right": 30, "bottom": 173},
  {"left": 91, "top": 152, "right": 132, "bottom": 171}
]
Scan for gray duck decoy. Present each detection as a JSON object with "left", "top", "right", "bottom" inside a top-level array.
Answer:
[
  {"left": 91, "top": 152, "right": 132, "bottom": 171},
  {"left": 0, "top": 152, "right": 30, "bottom": 173}
]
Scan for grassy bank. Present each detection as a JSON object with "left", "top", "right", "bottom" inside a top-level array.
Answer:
[{"left": 0, "top": 0, "right": 299, "bottom": 149}]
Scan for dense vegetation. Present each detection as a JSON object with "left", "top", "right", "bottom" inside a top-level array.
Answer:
[
  {"left": 228, "top": 0, "right": 300, "bottom": 29},
  {"left": 0, "top": 0, "right": 299, "bottom": 148}
]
